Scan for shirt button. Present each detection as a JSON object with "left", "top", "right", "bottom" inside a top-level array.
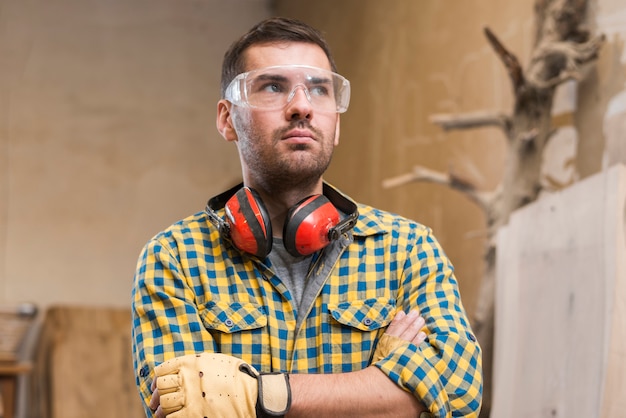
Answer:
[
  {"left": 363, "top": 318, "right": 373, "bottom": 326},
  {"left": 139, "top": 365, "right": 149, "bottom": 377},
  {"left": 224, "top": 318, "right": 234, "bottom": 327}
]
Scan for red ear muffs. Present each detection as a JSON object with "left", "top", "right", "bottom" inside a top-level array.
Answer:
[
  {"left": 283, "top": 195, "right": 339, "bottom": 257},
  {"left": 206, "top": 183, "right": 358, "bottom": 259},
  {"left": 224, "top": 187, "right": 272, "bottom": 258}
]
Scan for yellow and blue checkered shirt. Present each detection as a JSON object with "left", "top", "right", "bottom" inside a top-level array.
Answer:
[{"left": 132, "top": 191, "right": 482, "bottom": 417}]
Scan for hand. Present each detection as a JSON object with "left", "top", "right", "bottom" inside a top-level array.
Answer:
[
  {"left": 149, "top": 353, "right": 290, "bottom": 418},
  {"left": 149, "top": 376, "right": 164, "bottom": 417},
  {"left": 373, "top": 310, "right": 427, "bottom": 362}
]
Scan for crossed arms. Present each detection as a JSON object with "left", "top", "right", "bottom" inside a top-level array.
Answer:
[{"left": 149, "top": 310, "right": 430, "bottom": 418}]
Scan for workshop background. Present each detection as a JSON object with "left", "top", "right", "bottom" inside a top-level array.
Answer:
[{"left": 0, "top": 0, "right": 624, "bottom": 417}]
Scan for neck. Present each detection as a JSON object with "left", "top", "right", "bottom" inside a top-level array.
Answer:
[{"left": 245, "top": 179, "right": 325, "bottom": 239}]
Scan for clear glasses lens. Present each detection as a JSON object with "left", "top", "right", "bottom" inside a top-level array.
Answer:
[{"left": 225, "top": 65, "right": 351, "bottom": 113}]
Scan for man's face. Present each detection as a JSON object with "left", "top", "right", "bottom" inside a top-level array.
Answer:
[{"left": 221, "top": 42, "right": 341, "bottom": 192}]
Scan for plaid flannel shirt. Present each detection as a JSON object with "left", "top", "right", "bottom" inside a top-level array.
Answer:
[{"left": 131, "top": 187, "right": 482, "bottom": 417}]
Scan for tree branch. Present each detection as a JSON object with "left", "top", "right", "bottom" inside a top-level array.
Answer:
[
  {"left": 484, "top": 26, "right": 526, "bottom": 91},
  {"left": 382, "top": 165, "right": 494, "bottom": 213},
  {"left": 429, "top": 111, "right": 511, "bottom": 132},
  {"left": 526, "top": 34, "right": 606, "bottom": 88}
]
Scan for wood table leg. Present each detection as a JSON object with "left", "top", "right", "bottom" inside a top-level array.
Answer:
[{"left": 0, "top": 376, "right": 16, "bottom": 418}]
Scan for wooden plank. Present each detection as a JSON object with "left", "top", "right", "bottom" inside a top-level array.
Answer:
[
  {"left": 599, "top": 163, "right": 626, "bottom": 417},
  {"left": 30, "top": 306, "right": 144, "bottom": 418},
  {"left": 491, "top": 164, "right": 626, "bottom": 417},
  {"left": 491, "top": 221, "right": 519, "bottom": 418}
]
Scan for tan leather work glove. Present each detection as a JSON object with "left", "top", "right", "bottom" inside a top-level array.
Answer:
[{"left": 154, "top": 352, "right": 290, "bottom": 418}]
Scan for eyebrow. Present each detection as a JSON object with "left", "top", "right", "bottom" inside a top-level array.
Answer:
[
  {"left": 307, "top": 75, "right": 333, "bottom": 85},
  {"left": 253, "top": 71, "right": 333, "bottom": 86},
  {"left": 253, "top": 73, "right": 289, "bottom": 83}
]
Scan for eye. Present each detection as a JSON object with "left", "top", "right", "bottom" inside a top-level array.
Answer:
[
  {"left": 261, "top": 82, "right": 283, "bottom": 93},
  {"left": 309, "top": 84, "right": 331, "bottom": 97},
  {"left": 254, "top": 79, "right": 288, "bottom": 95}
]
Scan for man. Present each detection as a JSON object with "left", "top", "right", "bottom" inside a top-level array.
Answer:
[{"left": 132, "top": 16, "right": 482, "bottom": 418}]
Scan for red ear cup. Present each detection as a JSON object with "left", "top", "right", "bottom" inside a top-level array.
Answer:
[
  {"left": 224, "top": 187, "right": 272, "bottom": 258},
  {"left": 283, "top": 195, "right": 340, "bottom": 257}
]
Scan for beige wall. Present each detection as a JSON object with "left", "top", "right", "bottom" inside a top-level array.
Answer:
[
  {"left": 0, "top": 0, "right": 270, "bottom": 308},
  {"left": 1, "top": 0, "right": 625, "bottom": 321}
]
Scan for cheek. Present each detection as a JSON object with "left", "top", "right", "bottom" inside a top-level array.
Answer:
[
  {"left": 234, "top": 111, "right": 273, "bottom": 137},
  {"left": 231, "top": 109, "right": 251, "bottom": 130},
  {"left": 232, "top": 111, "right": 258, "bottom": 140},
  {"left": 320, "top": 115, "right": 340, "bottom": 145}
]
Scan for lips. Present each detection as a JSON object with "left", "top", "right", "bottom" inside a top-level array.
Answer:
[{"left": 282, "top": 129, "right": 315, "bottom": 141}]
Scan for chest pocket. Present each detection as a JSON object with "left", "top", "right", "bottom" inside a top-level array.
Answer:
[
  {"left": 328, "top": 297, "right": 395, "bottom": 331},
  {"left": 200, "top": 300, "right": 267, "bottom": 333},
  {"left": 324, "top": 297, "right": 396, "bottom": 371}
]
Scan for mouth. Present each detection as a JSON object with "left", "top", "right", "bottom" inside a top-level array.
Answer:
[{"left": 282, "top": 129, "right": 316, "bottom": 143}]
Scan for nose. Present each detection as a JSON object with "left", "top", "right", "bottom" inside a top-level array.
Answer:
[{"left": 285, "top": 85, "right": 313, "bottom": 120}]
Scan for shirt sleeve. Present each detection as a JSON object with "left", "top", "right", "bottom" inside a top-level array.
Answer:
[
  {"left": 131, "top": 235, "right": 217, "bottom": 416},
  {"left": 373, "top": 227, "right": 483, "bottom": 417}
]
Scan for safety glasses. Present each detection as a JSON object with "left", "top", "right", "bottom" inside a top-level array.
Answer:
[{"left": 224, "top": 65, "right": 351, "bottom": 113}]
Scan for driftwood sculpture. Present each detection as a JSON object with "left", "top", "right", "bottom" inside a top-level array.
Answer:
[{"left": 382, "top": 0, "right": 604, "bottom": 415}]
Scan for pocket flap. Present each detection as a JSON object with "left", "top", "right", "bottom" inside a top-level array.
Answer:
[
  {"left": 201, "top": 300, "right": 267, "bottom": 333},
  {"left": 328, "top": 298, "right": 395, "bottom": 331}
]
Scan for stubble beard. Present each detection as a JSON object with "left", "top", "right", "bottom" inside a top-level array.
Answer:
[{"left": 239, "top": 120, "right": 334, "bottom": 192}]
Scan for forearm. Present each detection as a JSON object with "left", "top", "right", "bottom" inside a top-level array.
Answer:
[{"left": 287, "top": 366, "right": 427, "bottom": 418}]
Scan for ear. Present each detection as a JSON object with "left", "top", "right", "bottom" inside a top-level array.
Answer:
[
  {"left": 216, "top": 99, "right": 238, "bottom": 142},
  {"left": 333, "top": 115, "right": 341, "bottom": 146}
]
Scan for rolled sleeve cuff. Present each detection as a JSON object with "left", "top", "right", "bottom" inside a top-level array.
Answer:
[{"left": 374, "top": 345, "right": 451, "bottom": 418}]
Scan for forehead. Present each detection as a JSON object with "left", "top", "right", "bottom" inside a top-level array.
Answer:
[{"left": 242, "top": 42, "right": 332, "bottom": 73}]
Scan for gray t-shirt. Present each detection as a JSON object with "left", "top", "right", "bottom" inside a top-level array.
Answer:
[{"left": 268, "top": 238, "right": 312, "bottom": 309}]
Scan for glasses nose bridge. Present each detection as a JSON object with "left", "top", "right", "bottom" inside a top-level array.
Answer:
[{"left": 286, "top": 83, "right": 312, "bottom": 106}]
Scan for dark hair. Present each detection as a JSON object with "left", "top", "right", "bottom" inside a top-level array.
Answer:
[{"left": 220, "top": 16, "right": 337, "bottom": 97}]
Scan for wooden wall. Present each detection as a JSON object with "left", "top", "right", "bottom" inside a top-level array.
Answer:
[{"left": 492, "top": 164, "right": 626, "bottom": 416}]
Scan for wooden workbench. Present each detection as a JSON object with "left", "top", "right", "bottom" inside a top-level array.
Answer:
[{"left": 0, "top": 304, "right": 38, "bottom": 418}]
